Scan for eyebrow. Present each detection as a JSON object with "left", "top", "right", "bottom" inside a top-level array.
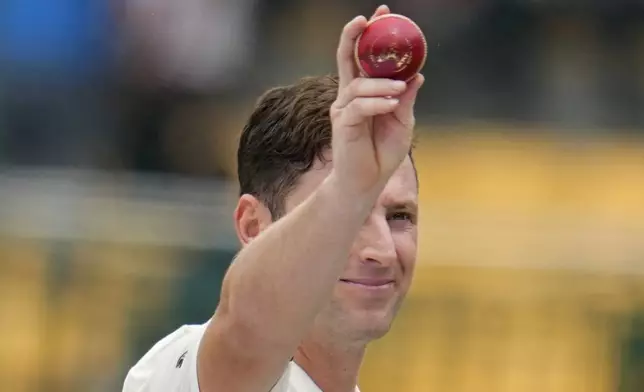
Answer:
[{"left": 384, "top": 200, "right": 418, "bottom": 213}]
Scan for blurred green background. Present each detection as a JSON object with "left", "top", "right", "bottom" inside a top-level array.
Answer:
[{"left": 0, "top": 1, "right": 643, "bottom": 391}]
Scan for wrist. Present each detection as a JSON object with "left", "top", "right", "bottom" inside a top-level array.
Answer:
[{"left": 319, "top": 171, "right": 382, "bottom": 219}]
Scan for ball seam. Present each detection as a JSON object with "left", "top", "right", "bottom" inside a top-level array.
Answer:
[{"left": 353, "top": 13, "right": 427, "bottom": 82}]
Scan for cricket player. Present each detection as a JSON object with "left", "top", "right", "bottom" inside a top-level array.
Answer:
[{"left": 122, "top": 5, "right": 424, "bottom": 391}]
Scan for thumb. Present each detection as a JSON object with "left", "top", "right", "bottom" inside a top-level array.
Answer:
[{"left": 394, "top": 74, "right": 425, "bottom": 128}]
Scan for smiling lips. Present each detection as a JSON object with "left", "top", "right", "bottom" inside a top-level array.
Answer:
[{"left": 339, "top": 278, "right": 395, "bottom": 289}]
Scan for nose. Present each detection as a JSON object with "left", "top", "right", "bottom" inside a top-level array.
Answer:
[{"left": 355, "top": 214, "right": 397, "bottom": 267}]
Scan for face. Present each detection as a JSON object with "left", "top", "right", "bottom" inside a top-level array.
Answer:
[
  {"left": 234, "top": 153, "right": 419, "bottom": 343},
  {"left": 283, "top": 155, "right": 419, "bottom": 343}
]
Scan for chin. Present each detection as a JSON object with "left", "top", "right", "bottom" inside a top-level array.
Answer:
[
  {"left": 345, "top": 307, "right": 396, "bottom": 342},
  {"left": 322, "top": 288, "right": 407, "bottom": 342}
]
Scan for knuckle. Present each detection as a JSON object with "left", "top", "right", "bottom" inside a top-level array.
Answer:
[
  {"left": 345, "top": 99, "right": 358, "bottom": 112},
  {"left": 350, "top": 78, "right": 372, "bottom": 97},
  {"left": 346, "top": 79, "right": 359, "bottom": 96},
  {"left": 347, "top": 99, "right": 365, "bottom": 116},
  {"left": 330, "top": 103, "right": 342, "bottom": 119}
]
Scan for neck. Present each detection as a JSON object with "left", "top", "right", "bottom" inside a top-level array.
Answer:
[{"left": 293, "top": 334, "right": 366, "bottom": 392}]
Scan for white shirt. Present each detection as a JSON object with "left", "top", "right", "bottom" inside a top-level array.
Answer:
[{"left": 122, "top": 323, "right": 360, "bottom": 392}]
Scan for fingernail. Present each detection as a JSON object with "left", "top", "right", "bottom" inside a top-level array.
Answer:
[{"left": 389, "top": 98, "right": 399, "bottom": 105}]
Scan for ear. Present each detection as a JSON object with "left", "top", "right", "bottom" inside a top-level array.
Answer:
[{"left": 233, "top": 194, "right": 273, "bottom": 246}]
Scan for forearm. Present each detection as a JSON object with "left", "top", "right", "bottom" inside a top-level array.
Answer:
[{"left": 219, "top": 173, "right": 376, "bottom": 347}]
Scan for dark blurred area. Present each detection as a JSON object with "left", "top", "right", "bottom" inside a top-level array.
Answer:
[
  {"left": 1, "top": 0, "right": 642, "bottom": 176},
  {"left": 1, "top": 1, "right": 643, "bottom": 392}
]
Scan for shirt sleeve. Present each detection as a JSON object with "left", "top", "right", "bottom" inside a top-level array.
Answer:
[{"left": 122, "top": 324, "right": 206, "bottom": 392}]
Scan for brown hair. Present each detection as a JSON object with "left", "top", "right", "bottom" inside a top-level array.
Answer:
[{"left": 237, "top": 74, "right": 415, "bottom": 218}]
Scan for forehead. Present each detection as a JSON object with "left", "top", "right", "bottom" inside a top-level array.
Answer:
[{"left": 284, "top": 155, "right": 418, "bottom": 211}]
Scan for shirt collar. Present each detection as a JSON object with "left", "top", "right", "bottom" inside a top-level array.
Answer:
[{"left": 290, "top": 361, "right": 360, "bottom": 392}]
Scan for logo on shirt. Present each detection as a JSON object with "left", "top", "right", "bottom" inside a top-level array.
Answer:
[{"left": 176, "top": 351, "right": 188, "bottom": 368}]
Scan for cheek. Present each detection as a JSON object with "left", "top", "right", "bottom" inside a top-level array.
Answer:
[{"left": 393, "top": 229, "right": 418, "bottom": 273}]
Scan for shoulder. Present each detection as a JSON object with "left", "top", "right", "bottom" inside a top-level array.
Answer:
[
  {"left": 122, "top": 325, "right": 323, "bottom": 392},
  {"left": 122, "top": 323, "right": 208, "bottom": 392}
]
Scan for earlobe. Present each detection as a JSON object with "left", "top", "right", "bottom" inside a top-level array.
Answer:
[{"left": 233, "top": 194, "right": 272, "bottom": 246}]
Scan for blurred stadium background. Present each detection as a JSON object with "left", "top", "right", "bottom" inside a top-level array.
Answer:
[{"left": 1, "top": 1, "right": 643, "bottom": 391}]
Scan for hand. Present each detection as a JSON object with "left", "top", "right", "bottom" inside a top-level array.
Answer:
[{"left": 329, "top": 5, "right": 424, "bottom": 198}]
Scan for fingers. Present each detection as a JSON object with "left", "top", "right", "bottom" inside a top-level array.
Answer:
[
  {"left": 342, "top": 97, "right": 400, "bottom": 126},
  {"left": 370, "top": 5, "right": 390, "bottom": 20},
  {"left": 393, "top": 73, "right": 425, "bottom": 127},
  {"left": 335, "top": 6, "right": 421, "bottom": 129},
  {"left": 337, "top": 15, "right": 368, "bottom": 89},
  {"left": 336, "top": 5, "right": 391, "bottom": 90},
  {"left": 335, "top": 78, "right": 407, "bottom": 109}
]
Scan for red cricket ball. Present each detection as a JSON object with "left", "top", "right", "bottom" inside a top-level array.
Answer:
[{"left": 354, "top": 14, "right": 427, "bottom": 82}]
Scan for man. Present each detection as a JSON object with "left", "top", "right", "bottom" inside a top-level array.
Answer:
[{"left": 122, "top": 5, "right": 424, "bottom": 392}]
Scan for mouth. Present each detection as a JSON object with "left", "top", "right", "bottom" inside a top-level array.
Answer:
[{"left": 339, "top": 278, "right": 395, "bottom": 290}]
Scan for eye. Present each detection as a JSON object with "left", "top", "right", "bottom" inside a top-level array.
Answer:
[
  {"left": 389, "top": 212, "right": 411, "bottom": 220},
  {"left": 387, "top": 211, "right": 416, "bottom": 225}
]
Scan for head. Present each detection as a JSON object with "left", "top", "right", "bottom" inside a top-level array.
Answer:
[{"left": 234, "top": 75, "right": 418, "bottom": 343}]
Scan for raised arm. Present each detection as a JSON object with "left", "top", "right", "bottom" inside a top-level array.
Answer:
[{"left": 196, "top": 7, "right": 424, "bottom": 392}]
